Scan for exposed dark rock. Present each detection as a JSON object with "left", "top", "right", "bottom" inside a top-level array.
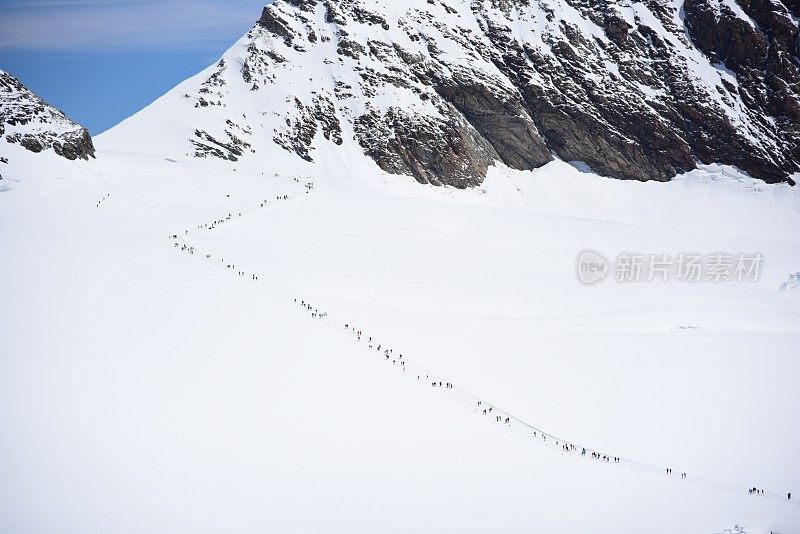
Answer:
[
  {"left": 337, "top": 37, "right": 367, "bottom": 59},
  {"left": 432, "top": 69, "right": 552, "bottom": 171},
  {"left": 192, "top": 128, "right": 251, "bottom": 162},
  {"left": 258, "top": 5, "right": 296, "bottom": 46},
  {"left": 314, "top": 95, "right": 343, "bottom": 145},
  {"left": 324, "top": 0, "right": 348, "bottom": 25},
  {"left": 354, "top": 106, "right": 497, "bottom": 187},
  {"left": 684, "top": 0, "right": 768, "bottom": 73},
  {"left": 18, "top": 135, "right": 44, "bottom": 153},
  {"left": 271, "top": 93, "right": 342, "bottom": 160},
  {"left": 1, "top": 70, "right": 95, "bottom": 161},
  {"left": 184, "top": 0, "right": 800, "bottom": 185},
  {"left": 284, "top": 0, "right": 318, "bottom": 12},
  {"left": 272, "top": 96, "right": 339, "bottom": 162},
  {"left": 53, "top": 129, "right": 95, "bottom": 160},
  {"left": 350, "top": 3, "right": 390, "bottom": 29},
  {"left": 604, "top": 14, "right": 631, "bottom": 44},
  {"left": 683, "top": 0, "right": 800, "bottom": 181}
]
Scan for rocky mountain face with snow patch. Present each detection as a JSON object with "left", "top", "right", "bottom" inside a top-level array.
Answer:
[
  {"left": 101, "top": 0, "right": 800, "bottom": 187},
  {"left": 0, "top": 70, "right": 95, "bottom": 165}
]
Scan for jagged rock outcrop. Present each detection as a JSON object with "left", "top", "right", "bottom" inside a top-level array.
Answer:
[
  {"left": 355, "top": 104, "right": 497, "bottom": 186},
  {"left": 100, "top": 0, "right": 800, "bottom": 186},
  {"left": 0, "top": 70, "right": 95, "bottom": 163},
  {"left": 683, "top": 0, "right": 800, "bottom": 181}
]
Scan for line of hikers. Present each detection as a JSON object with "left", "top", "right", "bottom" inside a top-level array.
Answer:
[
  {"left": 192, "top": 179, "right": 315, "bottom": 232},
  {"left": 168, "top": 185, "right": 794, "bottom": 507}
]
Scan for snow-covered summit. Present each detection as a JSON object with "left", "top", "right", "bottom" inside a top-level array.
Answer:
[
  {"left": 99, "top": 0, "right": 800, "bottom": 187},
  {"left": 0, "top": 70, "right": 95, "bottom": 167}
]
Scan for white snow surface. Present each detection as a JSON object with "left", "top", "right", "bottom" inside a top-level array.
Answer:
[
  {"left": 1, "top": 139, "right": 799, "bottom": 533},
  {"left": 2, "top": 0, "right": 800, "bottom": 530}
]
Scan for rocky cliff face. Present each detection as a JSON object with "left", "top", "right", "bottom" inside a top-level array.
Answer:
[
  {"left": 0, "top": 70, "right": 95, "bottom": 164},
  {"left": 101, "top": 0, "right": 800, "bottom": 186}
]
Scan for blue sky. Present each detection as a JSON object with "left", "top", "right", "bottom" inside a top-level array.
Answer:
[{"left": 0, "top": 0, "right": 270, "bottom": 134}]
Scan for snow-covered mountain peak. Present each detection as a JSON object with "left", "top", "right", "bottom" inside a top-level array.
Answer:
[
  {"left": 99, "top": 0, "right": 800, "bottom": 186},
  {"left": 0, "top": 70, "right": 95, "bottom": 167}
]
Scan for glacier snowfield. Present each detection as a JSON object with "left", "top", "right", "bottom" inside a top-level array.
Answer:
[{"left": 1, "top": 147, "right": 799, "bottom": 533}]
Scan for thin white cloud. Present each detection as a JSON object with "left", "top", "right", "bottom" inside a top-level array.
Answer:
[{"left": 0, "top": 0, "right": 269, "bottom": 51}]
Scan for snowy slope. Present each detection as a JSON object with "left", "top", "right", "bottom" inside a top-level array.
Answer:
[{"left": 1, "top": 140, "right": 799, "bottom": 532}]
